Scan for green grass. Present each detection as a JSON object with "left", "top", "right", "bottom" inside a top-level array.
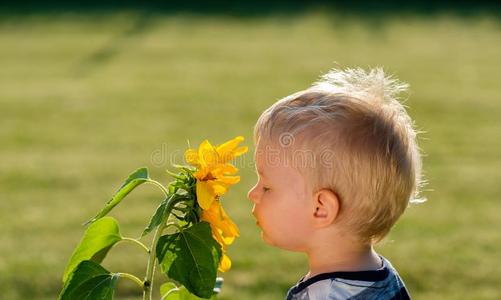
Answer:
[{"left": 1, "top": 9, "right": 501, "bottom": 300}]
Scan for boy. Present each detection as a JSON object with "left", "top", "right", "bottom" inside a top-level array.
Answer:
[{"left": 247, "top": 67, "right": 424, "bottom": 299}]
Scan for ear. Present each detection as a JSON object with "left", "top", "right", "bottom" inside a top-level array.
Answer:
[{"left": 312, "top": 189, "right": 340, "bottom": 228}]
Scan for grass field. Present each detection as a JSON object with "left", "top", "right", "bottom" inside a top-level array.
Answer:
[{"left": 1, "top": 7, "right": 500, "bottom": 300}]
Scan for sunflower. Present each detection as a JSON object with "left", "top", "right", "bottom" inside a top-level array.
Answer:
[
  {"left": 184, "top": 136, "right": 247, "bottom": 210},
  {"left": 184, "top": 136, "right": 247, "bottom": 272}
]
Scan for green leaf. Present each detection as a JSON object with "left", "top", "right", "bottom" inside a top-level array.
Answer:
[
  {"left": 142, "top": 189, "right": 191, "bottom": 237},
  {"left": 85, "top": 167, "right": 150, "bottom": 225},
  {"left": 160, "top": 282, "right": 179, "bottom": 299},
  {"left": 58, "top": 260, "right": 120, "bottom": 300},
  {"left": 156, "top": 222, "right": 222, "bottom": 298},
  {"left": 160, "top": 283, "right": 218, "bottom": 300},
  {"left": 142, "top": 195, "right": 172, "bottom": 237},
  {"left": 62, "top": 217, "right": 122, "bottom": 283}
]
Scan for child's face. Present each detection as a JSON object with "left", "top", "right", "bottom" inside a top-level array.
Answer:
[{"left": 247, "top": 141, "right": 314, "bottom": 251}]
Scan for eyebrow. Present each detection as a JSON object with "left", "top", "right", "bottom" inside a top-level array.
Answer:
[{"left": 257, "top": 169, "right": 266, "bottom": 178}]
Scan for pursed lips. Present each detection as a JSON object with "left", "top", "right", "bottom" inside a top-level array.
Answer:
[{"left": 251, "top": 211, "right": 261, "bottom": 227}]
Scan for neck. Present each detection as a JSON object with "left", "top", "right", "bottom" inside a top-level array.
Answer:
[{"left": 305, "top": 236, "right": 382, "bottom": 280}]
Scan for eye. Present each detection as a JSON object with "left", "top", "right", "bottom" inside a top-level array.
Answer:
[{"left": 262, "top": 186, "right": 270, "bottom": 193}]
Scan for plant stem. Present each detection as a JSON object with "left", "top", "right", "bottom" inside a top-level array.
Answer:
[
  {"left": 146, "top": 179, "right": 169, "bottom": 197},
  {"left": 160, "top": 287, "right": 180, "bottom": 300},
  {"left": 118, "top": 272, "right": 144, "bottom": 289},
  {"left": 121, "top": 237, "right": 150, "bottom": 253},
  {"left": 143, "top": 194, "right": 176, "bottom": 300}
]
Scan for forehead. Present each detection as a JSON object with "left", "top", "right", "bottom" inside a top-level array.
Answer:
[
  {"left": 254, "top": 141, "right": 301, "bottom": 179},
  {"left": 254, "top": 141, "right": 283, "bottom": 170},
  {"left": 254, "top": 142, "right": 309, "bottom": 199}
]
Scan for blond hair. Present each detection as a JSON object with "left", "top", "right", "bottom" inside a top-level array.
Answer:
[{"left": 254, "top": 67, "right": 425, "bottom": 244}]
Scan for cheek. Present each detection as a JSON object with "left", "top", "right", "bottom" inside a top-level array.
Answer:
[
  {"left": 261, "top": 196, "right": 307, "bottom": 227},
  {"left": 284, "top": 197, "right": 314, "bottom": 232}
]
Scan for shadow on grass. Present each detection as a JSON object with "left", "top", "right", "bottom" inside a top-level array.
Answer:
[
  {"left": 70, "top": 11, "right": 155, "bottom": 77},
  {"left": 2, "top": 0, "right": 499, "bottom": 78}
]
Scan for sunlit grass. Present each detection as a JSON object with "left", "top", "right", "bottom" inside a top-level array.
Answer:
[{"left": 0, "top": 10, "right": 500, "bottom": 299}]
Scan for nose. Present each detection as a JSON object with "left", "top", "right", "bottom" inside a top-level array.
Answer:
[{"left": 247, "top": 184, "right": 259, "bottom": 204}]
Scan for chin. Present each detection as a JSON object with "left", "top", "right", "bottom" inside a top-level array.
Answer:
[
  {"left": 261, "top": 231, "right": 276, "bottom": 246},
  {"left": 261, "top": 231, "right": 271, "bottom": 244},
  {"left": 261, "top": 232, "right": 300, "bottom": 251},
  {"left": 261, "top": 231, "right": 306, "bottom": 252}
]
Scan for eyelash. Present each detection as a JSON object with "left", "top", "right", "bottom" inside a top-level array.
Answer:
[{"left": 262, "top": 187, "right": 270, "bottom": 193}]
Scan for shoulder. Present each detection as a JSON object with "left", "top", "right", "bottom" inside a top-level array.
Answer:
[{"left": 286, "top": 256, "right": 411, "bottom": 300}]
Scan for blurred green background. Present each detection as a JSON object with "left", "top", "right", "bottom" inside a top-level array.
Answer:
[{"left": 1, "top": 1, "right": 500, "bottom": 299}]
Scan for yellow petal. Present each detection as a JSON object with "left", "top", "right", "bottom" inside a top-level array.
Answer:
[
  {"left": 217, "top": 204, "right": 240, "bottom": 236},
  {"left": 206, "top": 223, "right": 229, "bottom": 247},
  {"left": 209, "top": 226, "right": 236, "bottom": 247},
  {"left": 196, "top": 181, "right": 216, "bottom": 210},
  {"left": 207, "top": 180, "right": 228, "bottom": 196},
  {"left": 193, "top": 167, "right": 209, "bottom": 181},
  {"left": 211, "top": 164, "right": 238, "bottom": 177},
  {"left": 217, "top": 228, "right": 236, "bottom": 245},
  {"left": 233, "top": 146, "right": 248, "bottom": 157},
  {"left": 184, "top": 149, "right": 200, "bottom": 167},
  {"left": 218, "top": 219, "right": 240, "bottom": 240},
  {"left": 218, "top": 253, "right": 231, "bottom": 272},
  {"left": 201, "top": 201, "right": 240, "bottom": 246},
  {"left": 200, "top": 201, "right": 221, "bottom": 226},
  {"left": 216, "top": 136, "right": 247, "bottom": 164},
  {"left": 212, "top": 228, "right": 228, "bottom": 246},
  {"left": 216, "top": 175, "right": 240, "bottom": 185},
  {"left": 216, "top": 136, "right": 244, "bottom": 156},
  {"left": 198, "top": 140, "right": 218, "bottom": 167}
]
